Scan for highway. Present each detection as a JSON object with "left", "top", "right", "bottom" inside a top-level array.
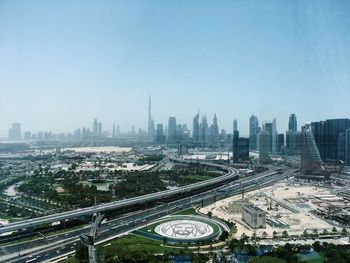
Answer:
[
  {"left": 1, "top": 168, "right": 293, "bottom": 263},
  {"left": 0, "top": 159, "right": 238, "bottom": 235}
]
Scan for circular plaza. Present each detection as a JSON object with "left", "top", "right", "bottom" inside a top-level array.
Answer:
[{"left": 136, "top": 215, "right": 226, "bottom": 243}]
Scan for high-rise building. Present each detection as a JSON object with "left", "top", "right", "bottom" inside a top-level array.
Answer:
[
  {"left": 263, "top": 122, "right": 273, "bottom": 152},
  {"left": 238, "top": 137, "right": 249, "bottom": 161},
  {"left": 147, "top": 95, "right": 155, "bottom": 138},
  {"left": 23, "top": 131, "right": 32, "bottom": 140},
  {"left": 345, "top": 129, "right": 350, "bottom": 166},
  {"left": 338, "top": 132, "right": 346, "bottom": 164},
  {"left": 277, "top": 133, "right": 284, "bottom": 153},
  {"left": 8, "top": 123, "right": 21, "bottom": 140},
  {"left": 258, "top": 130, "right": 270, "bottom": 163},
  {"left": 192, "top": 112, "right": 200, "bottom": 142},
  {"left": 286, "top": 131, "right": 301, "bottom": 155},
  {"left": 201, "top": 115, "right": 208, "bottom": 144},
  {"left": 301, "top": 124, "right": 324, "bottom": 174},
  {"left": 156, "top": 124, "right": 165, "bottom": 144},
  {"left": 93, "top": 118, "right": 98, "bottom": 137},
  {"left": 249, "top": 115, "right": 259, "bottom": 150},
  {"left": 211, "top": 114, "right": 219, "bottom": 146},
  {"left": 167, "top": 117, "right": 177, "bottom": 144},
  {"left": 233, "top": 119, "right": 238, "bottom": 132},
  {"left": 98, "top": 122, "right": 102, "bottom": 137},
  {"left": 288, "top": 114, "right": 297, "bottom": 132},
  {"left": 232, "top": 130, "right": 239, "bottom": 163},
  {"left": 272, "top": 118, "right": 277, "bottom": 153},
  {"left": 311, "top": 119, "right": 350, "bottom": 162},
  {"left": 112, "top": 123, "right": 116, "bottom": 137}
]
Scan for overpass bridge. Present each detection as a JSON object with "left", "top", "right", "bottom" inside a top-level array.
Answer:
[{"left": 0, "top": 157, "right": 238, "bottom": 235}]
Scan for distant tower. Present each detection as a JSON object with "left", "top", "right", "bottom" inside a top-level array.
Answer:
[
  {"left": 8, "top": 122, "right": 21, "bottom": 140},
  {"left": 112, "top": 123, "right": 116, "bottom": 137},
  {"left": 93, "top": 119, "right": 98, "bottom": 137},
  {"left": 167, "top": 117, "right": 177, "bottom": 144},
  {"left": 233, "top": 130, "right": 239, "bottom": 163},
  {"left": 288, "top": 114, "right": 297, "bottom": 132},
  {"left": 272, "top": 118, "right": 277, "bottom": 153},
  {"left": 201, "top": 115, "right": 208, "bottom": 144},
  {"left": 98, "top": 122, "right": 102, "bottom": 137},
  {"left": 258, "top": 130, "right": 270, "bottom": 163},
  {"left": 192, "top": 112, "right": 200, "bottom": 142},
  {"left": 249, "top": 115, "right": 260, "bottom": 150},
  {"left": 211, "top": 114, "right": 219, "bottom": 146},
  {"left": 147, "top": 95, "right": 155, "bottom": 138},
  {"left": 233, "top": 119, "right": 238, "bottom": 132}
]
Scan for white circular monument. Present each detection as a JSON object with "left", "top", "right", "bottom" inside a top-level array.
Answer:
[{"left": 155, "top": 219, "right": 214, "bottom": 240}]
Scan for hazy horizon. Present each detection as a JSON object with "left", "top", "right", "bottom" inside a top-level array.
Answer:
[{"left": 1, "top": 1, "right": 350, "bottom": 138}]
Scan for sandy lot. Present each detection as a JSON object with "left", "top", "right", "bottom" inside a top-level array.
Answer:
[{"left": 200, "top": 180, "right": 347, "bottom": 238}]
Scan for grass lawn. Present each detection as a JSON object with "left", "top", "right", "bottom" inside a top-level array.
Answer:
[
  {"left": 102, "top": 234, "right": 181, "bottom": 254},
  {"left": 298, "top": 251, "right": 324, "bottom": 263},
  {"left": 249, "top": 256, "right": 286, "bottom": 263}
]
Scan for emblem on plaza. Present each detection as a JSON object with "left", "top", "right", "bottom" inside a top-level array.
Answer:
[{"left": 155, "top": 220, "right": 214, "bottom": 240}]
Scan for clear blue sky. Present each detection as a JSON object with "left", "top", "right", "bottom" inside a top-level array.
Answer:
[{"left": 1, "top": 0, "right": 349, "bottom": 137}]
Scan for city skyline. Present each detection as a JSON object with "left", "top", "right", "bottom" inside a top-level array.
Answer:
[{"left": 1, "top": 1, "right": 350, "bottom": 137}]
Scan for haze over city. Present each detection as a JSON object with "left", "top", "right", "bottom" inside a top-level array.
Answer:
[{"left": 1, "top": 1, "right": 350, "bottom": 137}]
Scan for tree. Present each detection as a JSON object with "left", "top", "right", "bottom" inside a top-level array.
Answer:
[
  {"left": 220, "top": 231, "right": 229, "bottom": 241},
  {"left": 207, "top": 211, "right": 213, "bottom": 218},
  {"left": 262, "top": 231, "right": 267, "bottom": 239},
  {"left": 303, "top": 230, "right": 308, "bottom": 238},
  {"left": 312, "top": 241, "right": 323, "bottom": 252},
  {"left": 282, "top": 230, "right": 289, "bottom": 238},
  {"left": 332, "top": 227, "right": 338, "bottom": 234},
  {"left": 273, "top": 231, "right": 278, "bottom": 239},
  {"left": 341, "top": 227, "right": 348, "bottom": 237}
]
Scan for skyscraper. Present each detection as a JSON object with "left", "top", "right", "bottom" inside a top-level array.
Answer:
[
  {"left": 338, "top": 132, "right": 346, "bottom": 163},
  {"left": 147, "top": 95, "right": 155, "bottom": 138},
  {"left": 301, "top": 124, "right": 324, "bottom": 175},
  {"left": 288, "top": 114, "right": 297, "bottom": 132},
  {"left": 263, "top": 122, "right": 273, "bottom": 152},
  {"left": 258, "top": 130, "right": 270, "bottom": 163},
  {"left": 156, "top": 124, "right": 165, "bottom": 144},
  {"left": 345, "top": 129, "right": 350, "bottom": 166},
  {"left": 201, "top": 115, "right": 208, "bottom": 144},
  {"left": 167, "top": 117, "right": 177, "bottom": 144},
  {"left": 311, "top": 118, "right": 350, "bottom": 162},
  {"left": 112, "top": 123, "right": 116, "bottom": 137},
  {"left": 232, "top": 130, "right": 239, "bottom": 163},
  {"left": 93, "top": 118, "right": 98, "bottom": 137},
  {"left": 233, "top": 119, "right": 238, "bottom": 132},
  {"left": 238, "top": 137, "right": 249, "bottom": 161},
  {"left": 98, "top": 122, "right": 102, "bottom": 137},
  {"left": 211, "top": 114, "right": 219, "bottom": 146},
  {"left": 8, "top": 123, "right": 21, "bottom": 140},
  {"left": 272, "top": 118, "right": 277, "bottom": 153},
  {"left": 192, "top": 112, "right": 200, "bottom": 142},
  {"left": 249, "top": 115, "right": 259, "bottom": 150}
]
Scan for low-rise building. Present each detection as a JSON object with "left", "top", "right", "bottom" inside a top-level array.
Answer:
[{"left": 242, "top": 204, "right": 266, "bottom": 229}]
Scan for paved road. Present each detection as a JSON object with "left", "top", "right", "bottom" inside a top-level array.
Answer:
[
  {"left": 0, "top": 160, "right": 238, "bottom": 235},
  {"left": 1, "top": 169, "right": 292, "bottom": 263}
]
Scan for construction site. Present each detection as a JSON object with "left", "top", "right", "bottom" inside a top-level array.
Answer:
[{"left": 200, "top": 177, "right": 350, "bottom": 239}]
